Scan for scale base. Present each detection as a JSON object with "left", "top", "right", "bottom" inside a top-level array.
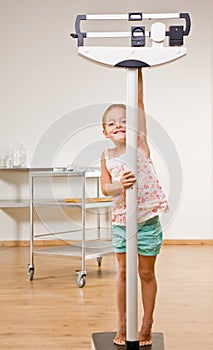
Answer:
[{"left": 91, "top": 332, "right": 164, "bottom": 350}]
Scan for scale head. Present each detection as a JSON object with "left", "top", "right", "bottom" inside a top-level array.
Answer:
[{"left": 71, "top": 12, "right": 190, "bottom": 68}]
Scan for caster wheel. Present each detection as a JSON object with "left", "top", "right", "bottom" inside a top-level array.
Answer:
[
  {"left": 97, "top": 256, "right": 102, "bottom": 267},
  {"left": 28, "top": 267, "right": 34, "bottom": 281},
  {"left": 77, "top": 276, "right": 86, "bottom": 288},
  {"left": 76, "top": 270, "right": 86, "bottom": 288}
]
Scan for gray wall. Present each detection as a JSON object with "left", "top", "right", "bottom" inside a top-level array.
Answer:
[{"left": 0, "top": 0, "right": 212, "bottom": 240}]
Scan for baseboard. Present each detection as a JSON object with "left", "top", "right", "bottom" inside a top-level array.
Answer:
[
  {"left": 0, "top": 239, "right": 213, "bottom": 247},
  {"left": 162, "top": 239, "right": 213, "bottom": 245},
  {"left": 0, "top": 240, "right": 71, "bottom": 247}
]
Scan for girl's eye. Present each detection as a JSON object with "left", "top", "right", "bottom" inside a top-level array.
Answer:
[
  {"left": 121, "top": 119, "right": 126, "bottom": 124},
  {"left": 108, "top": 122, "right": 114, "bottom": 126}
]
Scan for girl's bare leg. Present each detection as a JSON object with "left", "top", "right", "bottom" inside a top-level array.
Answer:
[
  {"left": 138, "top": 255, "right": 157, "bottom": 346},
  {"left": 113, "top": 252, "right": 126, "bottom": 346}
]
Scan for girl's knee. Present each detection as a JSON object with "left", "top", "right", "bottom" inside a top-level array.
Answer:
[
  {"left": 138, "top": 267, "right": 155, "bottom": 283},
  {"left": 116, "top": 253, "right": 126, "bottom": 280},
  {"left": 118, "top": 266, "right": 126, "bottom": 281}
]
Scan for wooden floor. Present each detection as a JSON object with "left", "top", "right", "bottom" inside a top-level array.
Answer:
[{"left": 0, "top": 245, "right": 213, "bottom": 350}]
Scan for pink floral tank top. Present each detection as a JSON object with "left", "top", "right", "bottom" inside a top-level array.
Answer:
[{"left": 105, "top": 149, "right": 168, "bottom": 225}]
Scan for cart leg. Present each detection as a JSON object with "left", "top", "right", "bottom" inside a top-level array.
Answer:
[
  {"left": 28, "top": 174, "right": 35, "bottom": 281},
  {"left": 75, "top": 173, "right": 87, "bottom": 288}
]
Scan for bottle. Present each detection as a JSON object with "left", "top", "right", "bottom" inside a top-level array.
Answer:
[
  {"left": 12, "top": 143, "right": 27, "bottom": 167},
  {"left": 13, "top": 143, "right": 21, "bottom": 167},
  {"left": 20, "top": 144, "right": 27, "bottom": 167}
]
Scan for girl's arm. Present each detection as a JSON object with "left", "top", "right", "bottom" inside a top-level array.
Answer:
[
  {"left": 101, "top": 153, "right": 136, "bottom": 196},
  {"left": 138, "top": 69, "right": 150, "bottom": 158},
  {"left": 101, "top": 152, "right": 122, "bottom": 196}
]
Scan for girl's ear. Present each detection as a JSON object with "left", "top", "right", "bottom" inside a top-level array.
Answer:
[{"left": 103, "top": 129, "right": 109, "bottom": 138}]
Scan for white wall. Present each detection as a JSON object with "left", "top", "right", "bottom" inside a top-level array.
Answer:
[{"left": 0, "top": 0, "right": 212, "bottom": 240}]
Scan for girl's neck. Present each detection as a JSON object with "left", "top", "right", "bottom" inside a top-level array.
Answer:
[{"left": 111, "top": 142, "right": 126, "bottom": 157}]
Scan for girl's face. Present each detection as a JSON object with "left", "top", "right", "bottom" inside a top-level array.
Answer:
[{"left": 103, "top": 107, "right": 126, "bottom": 142}]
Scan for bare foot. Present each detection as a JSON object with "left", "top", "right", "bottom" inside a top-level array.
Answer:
[
  {"left": 113, "top": 335, "right": 126, "bottom": 346},
  {"left": 113, "top": 321, "right": 126, "bottom": 346},
  {"left": 138, "top": 319, "right": 153, "bottom": 347},
  {"left": 139, "top": 339, "right": 152, "bottom": 347}
]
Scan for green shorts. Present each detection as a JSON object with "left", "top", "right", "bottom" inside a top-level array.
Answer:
[{"left": 112, "top": 216, "right": 162, "bottom": 256}]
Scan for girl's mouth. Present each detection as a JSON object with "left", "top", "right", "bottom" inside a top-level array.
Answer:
[{"left": 114, "top": 130, "right": 126, "bottom": 135}]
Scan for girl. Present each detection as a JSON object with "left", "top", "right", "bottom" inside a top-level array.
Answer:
[{"left": 101, "top": 69, "right": 168, "bottom": 347}]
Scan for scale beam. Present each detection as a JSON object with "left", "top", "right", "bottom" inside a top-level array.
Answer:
[{"left": 71, "top": 12, "right": 191, "bottom": 50}]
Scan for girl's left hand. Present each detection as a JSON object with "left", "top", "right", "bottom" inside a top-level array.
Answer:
[{"left": 120, "top": 170, "right": 137, "bottom": 191}]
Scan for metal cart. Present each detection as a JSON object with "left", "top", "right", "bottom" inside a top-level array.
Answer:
[{"left": 28, "top": 168, "right": 113, "bottom": 287}]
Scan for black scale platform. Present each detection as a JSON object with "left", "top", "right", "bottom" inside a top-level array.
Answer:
[{"left": 92, "top": 332, "right": 164, "bottom": 350}]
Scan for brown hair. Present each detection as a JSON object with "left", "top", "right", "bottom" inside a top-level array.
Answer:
[{"left": 102, "top": 104, "right": 126, "bottom": 130}]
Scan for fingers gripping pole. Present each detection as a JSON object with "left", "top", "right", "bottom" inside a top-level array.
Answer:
[{"left": 126, "top": 68, "right": 139, "bottom": 349}]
